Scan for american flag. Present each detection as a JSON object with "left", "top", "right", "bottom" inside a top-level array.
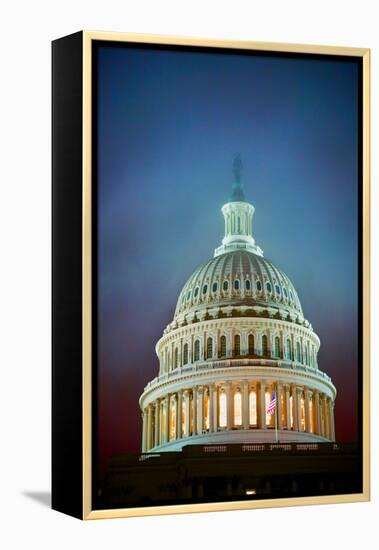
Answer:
[{"left": 266, "top": 390, "right": 277, "bottom": 415}]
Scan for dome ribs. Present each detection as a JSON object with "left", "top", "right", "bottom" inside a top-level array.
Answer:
[{"left": 173, "top": 251, "right": 306, "bottom": 326}]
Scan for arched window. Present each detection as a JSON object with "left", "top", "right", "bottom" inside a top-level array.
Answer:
[
  {"left": 234, "top": 391, "right": 242, "bottom": 425},
  {"left": 234, "top": 279, "right": 240, "bottom": 290},
  {"left": 220, "top": 335, "right": 226, "bottom": 357},
  {"left": 283, "top": 287, "right": 288, "bottom": 299},
  {"left": 256, "top": 280, "right": 262, "bottom": 292},
  {"left": 183, "top": 343, "right": 188, "bottom": 365},
  {"left": 305, "top": 345, "right": 309, "bottom": 365},
  {"left": 234, "top": 334, "right": 240, "bottom": 356},
  {"left": 194, "top": 287, "right": 199, "bottom": 298},
  {"left": 262, "top": 334, "right": 268, "bottom": 357},
  {"left": 237, "top": 216, "right": 241, "bottom": 233},
  {"left": 245, "top": 279, "right": 251, "bottom": 290},
  {"left": 274, "top": 336, "right": 280, "bottom": 357},
  {"left": 296, "top": 341, "right": 301, "bottom": 363},
  {"left": 212, "top": 281, "right": 218, "bottom": 292},
  {"left": 289, "top": 290, "right": 294, "bottom": 302},
  {"left": 266, "top": 281, "right": 272, "bottom": 293},
  {"left": 249, "top": 390, "right": 257, "bottom": 425},
  {"left": 248, "top": 334, "right": 254, "bottom": 355},
  {"left": 202, "top": 284, "right": 208, "bottom": 295},
  {"left": 219, "top": 391, "right": 227, "bottom": 428},
  {"left": 223, "top": 280, "right": 229, "bottom": 292},
  {"left": 286, "top": 338, "right": 292, "bottom": 360},
  {"left": 206, "top": 337, "right": 213, "bottom": 359},
  {"left": 187, "top": 290, "right": 191, "bottom": 300},
  {"left": 174, "top": 348, "right": 178, "bottom": 369},
  {"left": 275, "top": 284, "right": 281, "bottom": 296},
  {"left": 194, "top": 340, "right": 200, "bottom": 362}
]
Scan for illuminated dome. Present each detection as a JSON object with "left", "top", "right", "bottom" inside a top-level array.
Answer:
[
  {"left": 139, "top": 157, "right": 336, "bottom": 453},
  {"left": 174, "top": 250, "right": 304, "bottom": 324}
]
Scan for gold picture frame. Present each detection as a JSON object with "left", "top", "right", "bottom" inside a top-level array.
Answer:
[{"left": 52, "top": 31, "right": 370, "bottom": 520}]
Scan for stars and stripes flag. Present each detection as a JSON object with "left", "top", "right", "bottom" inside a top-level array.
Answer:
[{"left": 266, "top": 390, "right": 277, "bottom": 415}]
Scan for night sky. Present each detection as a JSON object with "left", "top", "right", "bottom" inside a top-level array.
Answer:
[{"left": 96, "top": 44, "right": 359, "bottom": 477}]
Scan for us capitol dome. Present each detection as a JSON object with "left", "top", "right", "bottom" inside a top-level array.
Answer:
[{"left": 139, "top": 157, "right": 336, "bottom": 452}]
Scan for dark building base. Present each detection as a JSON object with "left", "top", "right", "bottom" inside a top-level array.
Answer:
[{"left": 95, "top": 442, "right": 362, "bottom": 510}]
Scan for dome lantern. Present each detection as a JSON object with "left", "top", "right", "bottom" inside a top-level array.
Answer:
[{"left": 214, "top": 156, "right": 263, "bottom": 257}]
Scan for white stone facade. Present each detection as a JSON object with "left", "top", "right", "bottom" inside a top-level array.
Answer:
[{"left": 139, "top": 172, "right": 337, "bottom": 452}]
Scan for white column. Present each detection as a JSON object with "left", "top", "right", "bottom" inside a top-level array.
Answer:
[
  {"left": 142, "top": 409, "right": 148, "bottom": 452},
  {"left": 297, "top": 388, "right": 303, "bottom": 431},
  {"left": 323, "top": 395, "right": 329, "bottom": 439},
  {"left": 304, "top": 389, "right": 311, "bottom": 433},
  {"left": 184, "top": 390, "right": 190, "bottom": 437},
  {"left": 291, "top": 334, "right": 296, "bottom": 362},
  {"left": 171, "top": 395, "right": 177, "bottom": 440},
  {"left": 243, "top": 380, "right": 249, "bottom": 430},
  {"left": 319, "top": 393, "right": 324, "bottom": 436},
  {"left": 170, "top": 341, "right": 174, "bottom": 371},
  {"left": 179, "top": 338, "right": 183, "bottom": 368},
  {"left": 329, "top": 400, "right": 336, "bottom": 441},
  {"left": 267, "top": 329, "right": 272, "bottom": 358},
  {"left": 192, "top": 387, "right": 197, "bottom": 436},
  {"left": 197, "top": 386, "right": 204, "bottom": 434},
  {"left": 209, "top": 385, "right": 214, "bottom": 432},
  {"left": 297, "top": 387, "right": 302, "bottom": 431},
  {"left": 280, "top": 331, "right": 285, "bottom": 359},
  {"left": 147, "top": 405, "right": 152, "bottom": 450},
  {"left": 189, "top": 335, "right": 193, "bottom": 363},
  {"left": 241, "top": 333, "right": 248, "bottom": 355},
  {"left": 257, "top": 334, "right": 262, "bottom": 356},
  {"left": 177, "top": 390, "right": 182, "bottom": 439},
  {"left": 164, "top": 397, "right": 169, "bottom": 443},
  {"left": 154, "top": 400, "right": 159, "bottom": 447},
  {"left": 213, "top": 385, "right": 219, "bottom": 431},
  {"left": 159, "top": 402, "right": 163, "bottom": 443},
  {"left": 314, "top": 390, "right": 321, "bottom": 435},
  {"left": 292, "top": 385, "right": 299, "bottom": 431},
  {"left": 319, "top": 394, "right": 325, "bottom": 436}
]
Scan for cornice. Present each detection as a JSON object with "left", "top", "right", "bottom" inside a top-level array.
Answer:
[{"left": 139, "top": 364, "right": 336, "bottom": 409}]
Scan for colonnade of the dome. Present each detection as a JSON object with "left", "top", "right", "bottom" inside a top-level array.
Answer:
[{"left": 141, "top": 380, "right": 335, "bottom": 452}]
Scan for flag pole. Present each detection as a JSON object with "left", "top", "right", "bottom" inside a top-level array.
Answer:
[{"left": 275, "top": 384, "right": 279, "bottom": 444}]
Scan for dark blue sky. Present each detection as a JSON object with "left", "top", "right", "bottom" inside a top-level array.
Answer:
[{"left": 96, "top": 44, "right": 359, "bottom": 472}]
